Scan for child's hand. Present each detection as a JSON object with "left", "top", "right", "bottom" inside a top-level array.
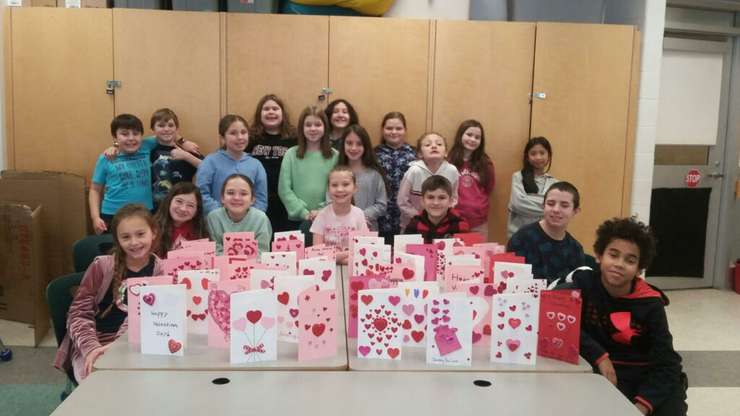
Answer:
[
  {"left": 306, "top": 210, "right": 319, "bottom": 221},
  {"left": 103, "top": 146, "right": 119, "bottom": 160},
  {"left": 597, "top": 357, "right": 618, "bottom": 386},
  {"left": 84, "top": 344, "right": 111, "bottom": 376},
  {"left": 179, "top": 139, "right": 201, "bottom": 155},
  {"left": 93, "top": 217, "right": 108, "bottom": 234},
  {"left": 635, "top": 403, "right": 649, "bottom": 415},
  {"left": 170, "top": 147, "right": 191, "bottom": 161},
  {"left": 336, "top": 251, "right": 349, "bottom": 265}
]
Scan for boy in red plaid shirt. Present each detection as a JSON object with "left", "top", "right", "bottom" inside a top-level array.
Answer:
[{"left": 404, "top": 175, "right": 470, "bottom": 243}]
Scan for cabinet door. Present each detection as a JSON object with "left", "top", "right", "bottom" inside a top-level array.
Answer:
[
  {"left": 9, "top": 8, "right": 113, "bottom": 179},
  {"left": 328, "top": 16, "right": 431, "bottom": 144},
  {"left": 226, "top": 14, "right": 329, "bottom": 128},
  {"left": 113, "top": 9, "right": 221, "bottom": 154},
  {"left": 531, "top": 23, "right": 638, "bottom": 251},
  {"left": 432, "top": 21, "right": 536, "bottom": 244}
]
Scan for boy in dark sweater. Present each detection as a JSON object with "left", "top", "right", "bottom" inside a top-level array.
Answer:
[
  {"left": 558, "top": 217, "right": 687, "bottom": 416},
  {"left": 404, "top": 175, "right": 470, "bottom": 243}
]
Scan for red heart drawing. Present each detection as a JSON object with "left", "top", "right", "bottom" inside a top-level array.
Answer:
[
  {"left": 312, "top": 323, "right": 325, "bottom": 337},
  {"left": 508, "top": 318, "right": 521, "bottom": 329},
  {"left": 361, "top": 295, "right": 374, "bottom": 305},
  {"left": 414, "top": 314, "right": 425, "bottom": 324},
  {"left": 168, "top": 339, "right": 182, "bottom": 354},
  {"left": 506, "top": 339, "right": 520, "bottom": 351},
  {"left": 143, "top": 293, "right": 155, "bottom": 306},
  {"left": 411, "top": 330, "right": 424, "bottom": 343},
  {"left": 436, "top": 241, "right": 446, "bottom": 250},
  {"left": 497, "top": 323, "right": 504, "bottom": 330},
  {"left": 525, "top": 324, "right": 532, "bottom": 331},
  {"left": 289, "top": 308, "right": 299, "bottom": 318},
  {"left": 495, "top": 351, "right": 502, "bottom": 358},
  {"left": 402, "top": 268, "right": 415, "bottom": 280},
  {"left": 402, "top": 320, "right": 412, "bottom": 330},
  {"left": 388, "top": 296, "right": 401, "bottom": 306},
  {"left": 358, "top": 345, "right": 371, "bottom": 356},
  {"left": 469, "top": 286, "right": 479, "bottom": 295},
  {"left": 192, "top": 296, "right": 202, "bottom": 305},
  {"left": 483, "top": 324, "right": 491, "bottom": 335},
  {"left": 246, "top": 310, "right": 262, "bottom": 324},
  {"left": 181, "top": 278, "right": 192, "bottom": 290},
  {"left": 321, "top": 270, "right": 332, "bottom": 282},
  {"left": 200, "top": 278, "right": 208, "bottom": 290},
  {"left": 524, "top": 352, "right": 532, "bottom": 359},
  {"left": 484, "top": 285, "right": 496, "bottom": 296},
  {"left": 277, "top": 292, "right": 290, "bottom": 305},
  {"left": 497, "top": 311, "right": 505, "bottom": 317},
  {"left": 303, "top": 269, "right": 315, "bottom": 275},
  {"left": 373, "top": 318, "right": 388, "bottom": 332},
  {"left": 509, "top": 305, "right": 517, "bottom": 312},
  {"left": 350, "top": 281, "right": 364, "bottom": 291},
  {"left": 472, "top": 332, "right": 482, "bottom": 343},
  {"left": 359, "top": 248, "right": 367, "bottom": 256},
  {"left": 387, "top": 348, "right": 400, "bottom": 359}
]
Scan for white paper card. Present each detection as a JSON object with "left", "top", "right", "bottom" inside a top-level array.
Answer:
[
  {"left": 140, "top": 284, "right": 187, "bottom": 356},
  {"left": 230, "top": 289, "right": 277, "bottom": 364}
]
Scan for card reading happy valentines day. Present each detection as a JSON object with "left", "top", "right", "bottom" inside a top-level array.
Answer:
[
  {"left": 140, "top": 284, "right": 187, "bottom": 356},
  {"left": 357, "top": 288, "right": 403, "bottom": 360},
  {"left": 126, "top": 276, "right": 172, "bottom": 344},
  {"left": 490, "top": 293, "right": 540, "bottom": 365},
  {"left": 230, "top": 289, "right": 278, "bottom": 364}
]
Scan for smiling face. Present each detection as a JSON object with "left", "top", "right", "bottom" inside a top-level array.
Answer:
[
  {"left": 383, "top": 118, "right": 406, "bottom": 148},
  {"left": 116, "top": 216, "right": 156, "bottom": 263},
  {"left": 169, "top": 193, "right": 198, "bottom": 226},
  {"left": 328, "top": 170, "right": 356, "bottom": 205},
  {"left": 330, "top": 102, "right": 350, "bottom": 130},
  {"left": 542, "top": 189, "right": 579, "bottom": 230},
  {"left": 260, "top": 99, "right": 283, "bottom": 132},
  {"left": 343, "top": 132, "right": 364, "bottom": 162},
  {"left": 421, "top": 188, "right": 453, "bottom": 223},
  {"left": 153, "top": 118, "right": 178, "bottom": 145},
  {"left": 461, "top": 126, "right": 482, "bottom": 153},
  {"left": 527, "top": 144, "right": 550, "bottom": 174},
  {"left": 116, "top": 128, "right": 143, "bottom": 155},
  {"left": 419, "top": 134, "right": 447, "bottom": 162},
  {"left": 221, "top": 177, "right": 254, "bottom": 219},
  {"left": 303, "top": 115, "right": 325, "bottom": 145},
  {"left": 598, "top": 238, "right": 641, "bottom": 296},
  {"left": 222, "top": 120, "right": 249, "bottom": 154}
]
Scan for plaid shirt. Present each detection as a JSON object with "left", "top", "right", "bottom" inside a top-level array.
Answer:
[{"left": 404, "top": 208, "right": 470, "bottom": 244}]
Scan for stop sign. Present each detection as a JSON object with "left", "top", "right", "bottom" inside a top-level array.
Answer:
[{"left": 685, "top": 169, "right": 701, "bottom": 188}]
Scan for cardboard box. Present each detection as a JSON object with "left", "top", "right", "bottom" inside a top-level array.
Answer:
[
  {"left": 0, "top": 203, "right": 48, "bottom": 345},
  {"left": 0, "top": 171, "right": 87, "bottom": 282},
  {"left": 56, "top": 0, "right": 108, "bottom": 7}
]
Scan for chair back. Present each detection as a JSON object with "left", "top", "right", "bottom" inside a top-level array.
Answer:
[
  {"left": 46, "top": 272, "right": 84, "bottom": 347},
  {"left": 73, "top": 234, "right": 113, "bottom": 272}
]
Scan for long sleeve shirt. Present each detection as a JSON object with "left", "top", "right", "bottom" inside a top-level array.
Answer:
[
  {"left": 206, "top": 207, "right": 272, "bottom": 255},
  {"left": 278, "top": 147, "right": 338, "bottom": 221},
  {"left": 506, "top": 170, "right": 557, "bottom": 238},
  {"left": 196, "top": 150, "right": 268, "bottom": 214},
  {"left": 397, "top": 160, "right": 459, "bottom": 230}
]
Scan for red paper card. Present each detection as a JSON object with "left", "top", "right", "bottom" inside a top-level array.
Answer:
[
  {"left": 453, "top": 232, "right": 485, "bottom": 246},
  {"left": 537, "top": 289, "right": 582, "bottom": 364}
]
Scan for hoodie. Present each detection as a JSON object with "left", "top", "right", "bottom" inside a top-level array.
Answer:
[{"left": 397, "top": 159, "right": 459, "bottom": 229}]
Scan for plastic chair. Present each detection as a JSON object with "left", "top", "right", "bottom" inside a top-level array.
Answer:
[
  {"left": 46, "top": 272, "right": 84, "bottom": 388},
  {"left": 73, "top": 234, "right": 114, "bottom": 273}
]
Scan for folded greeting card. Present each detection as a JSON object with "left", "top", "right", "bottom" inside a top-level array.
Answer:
[
  {"left": 208, "top": 280, "right": 250, "bottom": 348},
  {"left": 351, "top": 243, "right": 392, "bottom": 278},
  {"left": 488, "top": 253, "right": 526, "bottom": 284},
  {"left": 443, "top": 265, "right": 485, "bottom": 292},
  {"left": 274, "top": 231, "right": 304, "bottom": 243},
  {"left": 460, "top": 282, "right": 499, "bottom": 346},
  {"left": 490, "top": 293, "right": 540, "bottom": 365},
  {"left": 393, "top": 234, "right": 424, "bottom": 258},
  {"left": 501, "top": 277, "right": 547, "bottom": 297},
  {"left": 453, "top": 232, "right": 485, "bottom": 247},
  {"left": 223, "top": 232, "right": 258, "bottom": 259},
  {"left": 396, "top": 281, "right": 440, "bottom": 348},
  {"left": 176, "top": 269, "right": 220, "bottom": 334},
  {"left": 406, "top": 244, "right": 438, "bottom": 282},
  {"left": 272, "top": 238, "right": 305, "bottom": 261},
  {"left": 126, "top": 276, "right": 172, "bottom": 344},
  {"left": 298, "top": 288, "right": 338, "bottom": 361},
  {"left": 492, "top": 261, "right": 533, "bottom": 289},
  {"left": 357, "top": 288, "right": 403, "bottom": 360},
  {"left": 163, "top": 255, "right": 213, "bottom": 283},
  {"left": 274, "top": 276, "right": 315, "bottom": 342},
  {"left": 347, "top": 275, "right": 396, "bottom": 337},
  {"left": 298, "top": 256, "right": 336, "bottom": 290},
  {"left": 391, "top": 252, "right": 424, "bottom": 283},
  {"left": 140, "top": 284, "right": 187, "bottom": 356},
  {"left": 174, "top": 240, "right": 216, "bottom": 257},
  {"left": 304, "top": 244, "right": 337, "bottom": 261},
  {"left": 213, "top": 255, "right": 256, "bottom": 281},
  {"left": 230, "top": 289, "right": 277, "bottom": 364},
  {"left": 260, "top": 251, "right": 298, "bottom": 275},
  {"left": 248, "top": 264, "right": 290, "bottom": 291},
  {"left": 426, "top": 295, "right": 473, "bottom": 366},
  {"left": 537, "top": 289, "right": 582, "bottom": 364}
]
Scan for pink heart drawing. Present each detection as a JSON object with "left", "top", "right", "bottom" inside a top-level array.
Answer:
[
  {"left": 208, "top": 290, "right": 231, "bottom": 337},
  {"left": 388, "top": 296, "right": 401, "bottom": 306},
  {"left": 261, "top": 316, "right": 275, "bottom": 329},
  {"left": 142, "top": 293, "right": 155, "bottom": 306},
  {"left": 506, "top": 339, "right": 521, "bottom": 352},
  {"left": 233, "top": 317, "right": 247, "bottom": 332},
  {"left": 358, "top": 345, "right": 371, "bottom": 356},
  {"left": 321, "top": 270, "right": 332, "bottom": 282},
  {"left": 402, "top": 304, "right": 414, "bottom": 316}
]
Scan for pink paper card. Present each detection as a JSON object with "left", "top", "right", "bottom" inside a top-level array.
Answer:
[
  {"left": 472, "top": 243, "right": 505, "bottom": 282},
  {"left": 357, "top": 288, "right": 403, "bottom": 360},
  {"left": 274, "top": 231, "right": 304, "bottom": 243},
  {"left": 392, "top": 234, "right": 423, "bottom": 258},
  {"left": 446, "top": 254, "right": 482, "bottom": 268},
  {"left": 351, "top": 243, "right": 392, "bottom": 278},
  {"left": 453, "top": 232, "right": 485, "bottom": 246},
  {"left": 163, "top": 255, "right": 212, "bottom": 283},
  {"left": 502, "top": 277, "right": 547, "bottom": 297},
  {"left": 230, "top": 289, "right": 277, "bottom": 364},
  {"left": 493, "top": 262, "right": 533, "bottom": 289},
  {"left": 426, "top": 294, "right": 473, "bottom": 366},
  {"left": 274, "top": 276, "right": 315, "bottom": 342},
  {"left": 348, "top": 231, "right": 380, "bottom": 276},
  {"left": 140, "top": 284, "right": 187, "bottom": 356},
  {"left": 391, "top": 252, "right": 424, "bottom": 283},
  {"left": 537, "top": 289, "right": 582, "bottom": 364},
  {"left": 347, "top": 275, "right": 396, "bottom": 337},
  {"left": 397, "top": 281, "right": 440, "bottom": 348},
  {"left": 213, "top": 255, "right": 256, "bottom": 281},
  {"left": 406, "top": 244, "right": 438, "bottom": 282},
  {"left": 249, "top": 265, "right": 290, "bottom": 291},
  {"left": 461, "top": 282, "right": 499, "bottom": 345},
  {"left": 261, "top": 251, "right": 297, "bottom": 275},
  {"left": 490, "top": 293, "right": 540, "bottom": 365},
  {"left": 443, "top": 265, "right": 485, "bottom": 292},
  {"left": 304, "top": 244, "right": 337, "bottom": 261},
  {"left": 272, "top": 239, "right": 305, "bottom": 261},
  {"left": 176, "top": 269, "right": 220, "bottom": 334},
  {"left": 208, "top": 280, "right": 250, "bottom": 348},
  {"left": 175, "top": 240, "right": 216, "bottom": 257},
  {"left": 298, "top": 257, "right": 336, "bottom": 290},
  {"left": 126, "top": 276, "right": 172, "bottom": 344},
  {"left": 223, "top": 232, "right": 258, "bottom": 259},
  {"left": 298, "top": 288, "right": 338, "bottom": 361}
]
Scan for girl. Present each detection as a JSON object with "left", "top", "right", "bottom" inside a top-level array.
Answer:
[
  {"left": 311, "top": 166, "right": 369, "bottom": 265},
  {"left": 397, "top": 132, "right": 460, "bottom": 230},
  {"left": 507, "top": 136, "right": 557, "bottom": 238},
  {"left": 336, "top": 124, "right": 388, "bottom": 231},
  {"left": 54, "top": 204, "right": 163, "bottom": 382},
  {"left": 197, "top": 114, "right": 268, "bottom": 215},
  {"left": 207, "top": 174, "right": 272, "bottom": 255},
  {"left": 153, "top": 182, "right": 209, "bottom": 256},
  {"left": 246, "top": 94, "right": 299, "bottom": 232},
  {"left": 278, "top": 106, "right": 339, "bottom": 225},
  {"left": 447, "top": 119, "right": 495, "bottom": 240},
  {"left": 324, "top": 98, "right": 359, "bottom": 150},
  {"left": 374, "top": 112, "right": 417, "bottom": 242}
]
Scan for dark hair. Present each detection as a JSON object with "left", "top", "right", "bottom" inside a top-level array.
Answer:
[
  {"left": 250, "top": 94, "right": 296, "bottom": 139},
  {"left": 154, "top": 182, "right": 209, "bottom": 257},
  {"left": 110, "top": 114, "right": 144, "bottom": 137},
  {"left": 521, "top": 137, "right": 552, "bottom": 194},
  {"left": 380, "top": 111, "right": 407, "bottom": 145},
  {"left": 296, "top": 106, "right": 333, "bottom": 159},
  {"left": 421, "top": 175, "right": 453, "bottom": 197},
  {"left": 447, "top": 119, "right": 494, "bottom": 190},
  {"left": 110, "top": 204, "right": 159, "bottom": 303},
  {"left": 220, "top": 173, "right": 255, "bottom": 198},
  {"left": 544, "top": 181, "right": 581, "bottom": 210},
  {"left": 150, "top": 108, "right": 179, "bottom": 130},
  {"left": 593, "top": 217, "right": 657, "bottom": 270},
  {"left": 218, "top": 114, "right": 249, "bottom": 137},
  {"left": 325, "top": 99, "right": 359, "bottom": 131},
  {"left": 415, "top": 131, "right": 448, "bottom": 153},
  {"left": 338, "top": 124, "right": 390, "bottom": 194}
]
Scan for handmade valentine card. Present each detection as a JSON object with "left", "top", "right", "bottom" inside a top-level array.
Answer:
[
  {"left": 393, "top": 234, "right": 423, "bottom": 258},
  {"left": 176, "top": 269, "right": 220, "bottom": 334},
  {"left": 357, "top": 288, "right": 403, "bottom": 360},
  {"left": 208, "top": 280, "right": 250, "bottom": 348},
  {"left": 502, "top": 277, "right": 547, "bottom": 297},
  {"left": 537, "top": 289, "right": 582, "bottom": 364},
  {"left": 446, "top": 254, "right": 482, "bottom": 268},
  {"left": 347, "top": 275, "right": 396, "bottom": 338},
  {"left": 223, "top": 232, "right": 258, "bottom": 259},
  {"left": 426, "top": 295, "right": 473, "bottom": 366},
  {"left": 230, "top": 289, "right": 277, "bottom": 364},
  {"left": 260, "top": 251, "right": 297, "bottom": 275},
  {"left": 273, "top": 231, "right": 304, "bottom": 243},
  {"left": 453, "top": 232, "right": 485, "bottom": 246},
  {"left": 274, "top": 276, "right": 315, "bottom": 342},
  {"left": 140, "top": 284, "right": 187, "bottom": 356},
  {"left": 272, "top": 238, "right": 305, "bottom": 261},
  {"left": 396, "top": 281, "right": 440, "bottom": 348},
  {"left": 432, "top": 238, "right": 462, "bottom": 254},
  {"left": 391, "top": 252, "right": 424, "bottom": 283},
  {"left": 248, "top": 264, "right": 290, "bottom": 291},
  {"left": 460, "top": 282, "right": 499, "bottom": 346},
  {"left": 487, "top": 253, "right": 525, "bottom": 284},
  {"left": 298, "top": 257, "right": 336, "bottom": 290},
  {"left": 490, "top": 293, "right": 540, "bottom": 365},
  {"left": 304, "top": 244, "right": 337, "bottom": 261},
  {"left": 298, "top": 288, "right": 338, "bottom": 361},
  {"left": 213, "top": 255, "right": 256, "bottom": 281},
  {"left": 443, "top": 265, "right": 485, "bottom": 292},
  {"left": 173, "top": 240, "right": 216, "bottom": 257},
  {"left": 351, "top": 243, "right": 392, "bottom": 278},
  {"left": 163, "top": 255, "right": 212, "bottom": 283},
  {"left": 126, "top": 276, "right": 172, "bottom": 344},
  {"left": 406, "top": 244, "right": 438, "bottom": 282},
  {"left": 471, "top": 243, "right": 506, "bottom": 282},
  {"left": 493, "top": 261, "right": 533, "bottom": 290}
]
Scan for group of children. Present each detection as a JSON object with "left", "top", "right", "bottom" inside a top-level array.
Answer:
[{"left": 63, "top": 95, "right": 686, "bottom": 415}]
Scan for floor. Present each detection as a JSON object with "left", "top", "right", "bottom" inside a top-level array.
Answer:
[{"left": 1, "top": 288, "right": 739, "bottom": 415}]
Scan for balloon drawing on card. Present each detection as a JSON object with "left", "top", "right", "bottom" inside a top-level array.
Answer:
[{"left": 230, "top": 289, "right": 277, "bottom": 364}]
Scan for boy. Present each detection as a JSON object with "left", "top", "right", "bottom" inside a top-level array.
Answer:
[
  {"left": 89, "top": 114, "right": 153, "bottom": 234},
  {"left": 404, "top": 175, "right": 469, "bottom": 243},
  {"left": 558, "top": 217, "right": 687, "bottom": 416},
  {"left": 506, "top": 181, "right": 585, "bottom": 282}
]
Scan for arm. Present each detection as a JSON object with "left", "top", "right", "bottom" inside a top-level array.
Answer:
[
  {"left": 397, "top": 173, "right": 418, "bottom": 220},
  {"left": 196, "top": 157, "right": 220, "bottom": 214},
  {"left": 206, "top": 211, "right": 224, "bottom": 255},
  {"left": 363, "top": 174, "right": 388, "bottom": 225},
  {"left": 170, "top": 147, "right": 202, "bottom": 168},
  {"left": 486, "top": 161, "right": 496, "bottom": 194},
  {"left": 67, "top": 260, "right": 106, "bottom": 364},
  {"left": 255, "top": 214, "right": 273, "bottom": 254},
  {"left": 508, "top": 174, "right": 545, "bottom": 217},
  {"left": 277, "top": 152, "right": 309, "bottom": 221},
  {"left": 89, "top": 183, "right": 107, "bottom": 234},
  {"left": 253, "top": 163, "right": 268, "bottom": 212}
]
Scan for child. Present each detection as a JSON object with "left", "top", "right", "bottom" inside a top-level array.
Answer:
[
  {"left": 278, "top": 106, "right": 339, "bottom": 224},
  {"left": 557, "top": 218, "right": 687, "bottom": 416},
  {"left": 447, "top": 119, "right": 495, "bottom": 240},
  {"left": 336, "top": 124, "right": 388, "bottom": 231},
  {"left": 506, "top": 181, "right": 585, "bottom": 282},
  {"left": 153, "top": 182, "right": 209, "bottom": 256},
  {"left": 404, "top": 175, "right": 469, "bottom": 243},
  {"left": 507, "top": 136, "right": 558, "bottom": 238},
  {"left": 311, "top": 166, "right": 370, "bottom": 265},
  {"left": 197, "top": 114, "right": 268, "bottom": 215},
  {"left": 374, "top": 112, "right": 417, "bottom": 243},
  {"left": 397, "top": 131, "right": 459, "bottom": 230},
  {"left": 90, "top": 114, "right": 154, "bottom": 234},
  {"left": 246, "top": 94, "right": 299, "bottom": 233},
  {"left": 148, "top": 108, "right": 204, "bottom": 208},
  {"left": 207, "top": 174, "right": 272, "bottom": 255},
  {"left": 54, "top": 204, "right": 163, "bottom": 382},
  {"left": 324, "top": 98, "right": 359, "bottom": 150}
]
